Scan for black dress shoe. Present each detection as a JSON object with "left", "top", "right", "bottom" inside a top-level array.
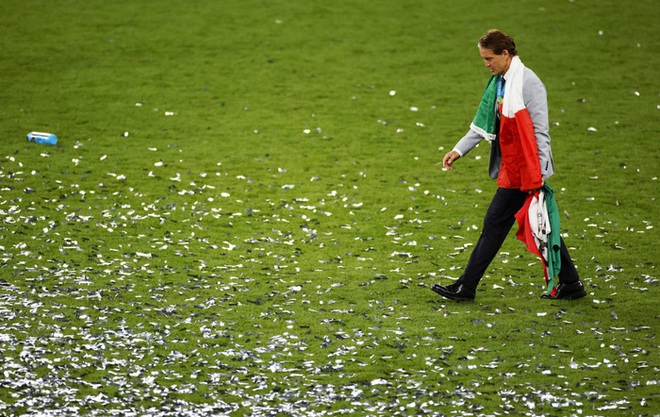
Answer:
[
  {"left": 431, "top": 281, "right": 475, "bottom": 301},
  {"left": 541, "top": 280, "right": 587, "bottom": 300}
]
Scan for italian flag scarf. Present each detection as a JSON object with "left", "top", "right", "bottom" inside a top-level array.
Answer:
[
  {"left": 470, "top": 55, "right": 543, "bottom": 191},
  {"left": 515, "top": 184, "right": 562, "bottom": 296}
]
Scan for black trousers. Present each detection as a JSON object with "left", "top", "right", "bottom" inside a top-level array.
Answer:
[{"left": 458, "top": 187, "right": 580, "bottom": 290}]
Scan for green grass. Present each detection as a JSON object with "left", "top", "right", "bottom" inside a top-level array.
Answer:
[{"left": 0, "top": 0, "right": 658, "bottom": 415}]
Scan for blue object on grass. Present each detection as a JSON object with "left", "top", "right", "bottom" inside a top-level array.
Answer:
[{"left": 27, "top": 132, "right": 58, "bottom": 145}]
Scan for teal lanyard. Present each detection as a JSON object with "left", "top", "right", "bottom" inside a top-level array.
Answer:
[{"left": 497, "top": 76, "right": 506, "bottom": 102}]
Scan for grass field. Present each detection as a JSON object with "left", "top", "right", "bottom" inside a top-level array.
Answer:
[{"left": 0, "top": 0, "right": 658, "bottom": 416}]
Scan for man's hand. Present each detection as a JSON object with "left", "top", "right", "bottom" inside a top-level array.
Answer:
[{"left": 443, "top": 150, "right": 461, "bottom": 170}]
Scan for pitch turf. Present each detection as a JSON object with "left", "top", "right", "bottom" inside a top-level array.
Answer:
[{"left": 0, "top": 0, "right": 658, "bottom": 415}]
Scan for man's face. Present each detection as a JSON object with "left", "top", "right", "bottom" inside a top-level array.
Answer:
[{"left": 479, "top": 47, "right": 511, "bottom": 76}]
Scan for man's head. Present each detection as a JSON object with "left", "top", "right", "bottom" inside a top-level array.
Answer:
[
  {"left": 477, "top": 30, "right": 517, "bottom": 76},
  {"left": 478, "top": 29, "right": 517, "bottom": 56}
]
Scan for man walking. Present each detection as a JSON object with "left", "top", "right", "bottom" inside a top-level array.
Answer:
[{"left": 432, "top": 29, "right": 587, "bottom": 302}]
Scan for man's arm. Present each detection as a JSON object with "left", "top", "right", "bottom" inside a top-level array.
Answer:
[
  {"left": 523, "top": 69, "right": 555, "bottom": 180},
  {"left": 443, "top": 128, "right": 484, "bottom": 170},
  {"left": 454, "top": 128, "right": 485, "bottom": 157}
]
